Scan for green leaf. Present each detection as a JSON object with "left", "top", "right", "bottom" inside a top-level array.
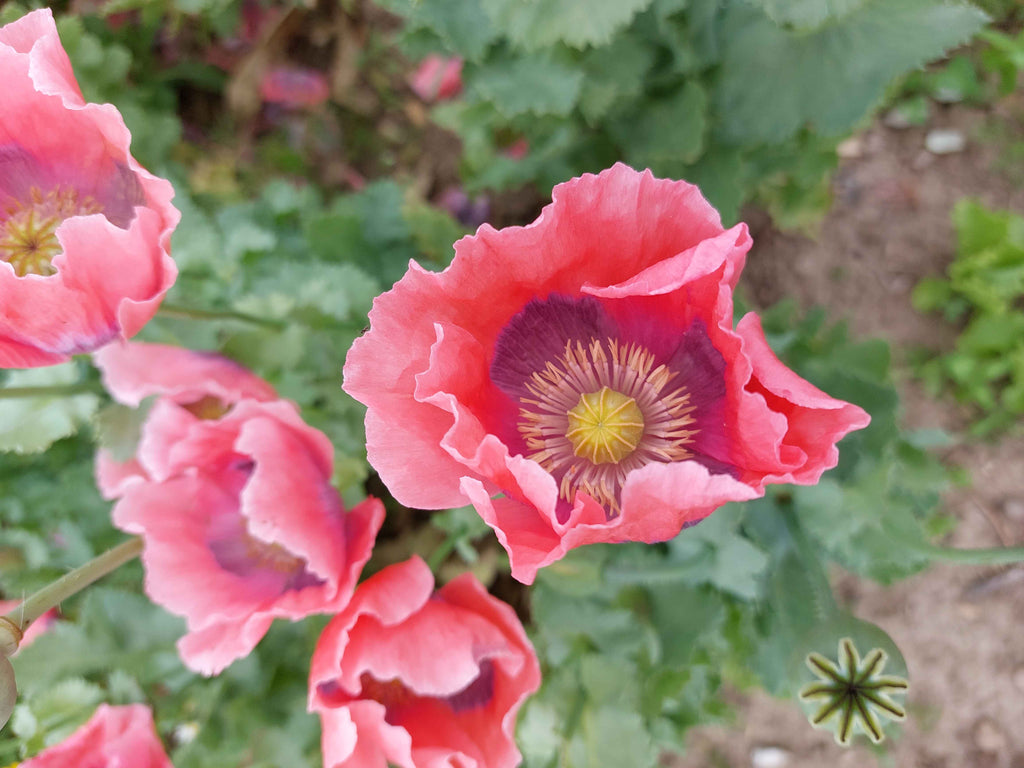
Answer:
[
  {"left": 911, "top": 276, "right": 953, "bottom": 313},
  {"left": 716, "top": 0, "right": 988, "bottom": 143},
  {"left": 482, "top": 0, "right": 655, "bottom": 50},
  {"left": 93, "top": 401, "right": 152, "bottom": 463},
  {"left": 403, "top": 200, "right": 467, "bottom": 266},
  {"left": 566, "top": 706, "right": 658, "bottom": 768},
  {"left": 0, "top": 365, "right": 99, "bottom": 454},
  {"left": 682, "top": 146, "right": 748, "bottom": 226},
  {"left": 578, "top": 34, "right": 655, "bottom": 124},
  {"left": 383, "top": 0, "right": 497, "bottom": 59},
  {"left": 611, "top": 82, "right": 708, "bottom": 168},
  {"left": 681, "top": 512, "right": 770, "bottom": 600},
  {"left": 953, "top": 198, "right": 1020, "bottom": 255},
  {"left": 752, "top": 0, "right": 867, "bottom": 30},
  {"left": 646, "top": 584, "right": 726, "bottom": 667},
  {"left": 468, "top": 54, "right": 584, "bottom": 117}
]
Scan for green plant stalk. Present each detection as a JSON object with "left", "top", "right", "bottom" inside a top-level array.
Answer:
[
  {"left": 0, "top": 383, "right": 102, "bottom": 399},
  {"left": 902, "top": 540, "right": 1024, "bottom": 566},
  {"left": 158, "top": 302, "right": 288, "bottom": 330},
  {"left": 784, "top": 508, "right": 841, "bottom": 622},
  {"left": 2, "top": 537, "right": 144, "bottom": 633}
]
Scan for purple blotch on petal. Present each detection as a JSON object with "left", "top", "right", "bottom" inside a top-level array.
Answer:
[
  {"left": 444, "top": 658, "right": 495, "bottom": 713},
  {"left": 666, "top": 320, "right": 735, "bottom": 474},
  {"left": 0, "top": 144, "right": 43, "bottom": 215},
  {"left": 97, "top": 163, "right": 145, "bottom": 229},
  {"left": 490, "top": 293, "right": 617, "bottom": 398}
]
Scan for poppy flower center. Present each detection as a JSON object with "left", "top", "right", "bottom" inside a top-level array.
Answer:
[
  {"left": 0, "top": 186, "right": 101, "bottom": 276},
  {"left": 209, "top": 509, "right": 323, "bottom": 592},
  {"left": 566, "top": 386, "right": 644, "bottom": 464},
  {"left": 515, "top": 336, "right": 695, "bottom": 513},
  {"left": 490, "top": 295, "right": 728, "bottom": 516},
  {"left": 181, "top": 395, "right": 231, "bottom": 420},
  {"left": 355, "top": 658, "right": 495, "bottom": 722}
]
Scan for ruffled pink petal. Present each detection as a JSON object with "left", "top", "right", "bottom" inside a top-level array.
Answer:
[
  {"left": 0, "top": 336, "right": 64, "bottom": 367},
  {"left": 176, "top": 613, "right": 276, "bottom": 676},
  {"left": 94, "top": 341, "right": 277, "bottom": 407},
  {"left": 136, "top": 399, "right": 230, "bottom": 482},
  {"left": 21, "top": 704, "right": 172, "bottom": 768},
  {"left": 94, "top": 448, "right": 147, "bottom": 500},
  {"left": 584, "top": 223, "right": 750, "bottom": 303},
  {"left": 310, "top": 557, "right": 436, "bottom": 699},
  {"left": 112, "top": 477, "right": 281, "bottom": 629},
  {"left": 464, "top": 460, "right": 761, "bottom": 584},
  {"left": 321, "top": 703, "right": 416, "bottom": 768},
  {"left": 238, "top": 410, "right": 378, "bottom": 596},
  {"left": 0, "top": 9, "right": 81, "bottom": 103},
  {"left": 735, "top": 313, "right": 871, "bottom": 486},
  {"left": 310, "top": 558, "right": 539, "bottom": 768}
]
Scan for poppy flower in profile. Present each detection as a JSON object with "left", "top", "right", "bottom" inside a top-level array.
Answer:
[
  {"left": 344, "top": 164, "right": 870, "bottom": 584},
  {"left": 94, "top": 342, "right": 384, "bottom": 675},
  {"left": 21, "top": 704, "right": 173, "bottom": 768},
  {"left": 309, "top": 557, "right": 540, "bottom": 768},
  {"left": 0, "top": 9, "right": 179, "bottom": 369}
]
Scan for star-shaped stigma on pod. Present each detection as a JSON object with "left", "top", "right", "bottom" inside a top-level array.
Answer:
[{"left": 799, "top": 637, "right": 909, "bottom": 745}]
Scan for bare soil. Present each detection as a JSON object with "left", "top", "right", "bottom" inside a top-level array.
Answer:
[{"left": 671, "top": 99, "right": 1024, "bottom": 767}]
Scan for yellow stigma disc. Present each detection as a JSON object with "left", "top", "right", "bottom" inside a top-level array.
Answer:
[{"left": 566, "top": 386, "right": 644, "bottom": 465}]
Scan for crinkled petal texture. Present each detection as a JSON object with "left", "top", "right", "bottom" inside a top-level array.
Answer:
[
  {"left": 309, "top": 557, "right": 540, "bottom": 768},
  {"left": 21, "top": 704, "right": 173, "bottom": 768},
  {"left": 97, "top": 344, "right": 384, "bottom": 675},
  {"left": 93, "top": 341, "right": 278, "bottom": 498},
  {"left": 345, "top": 164, "right": 870, "bottom": 584},
  {"left": 0, "top": 9, "right": 178, "bottom": 368}
]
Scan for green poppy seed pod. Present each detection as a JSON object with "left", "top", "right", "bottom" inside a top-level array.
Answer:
[
  {"left": 0, "top": 615, "right": 21, "bottom": 658},
  {"left": 0, "top": 616, "right": 20, "bottom": 728},
  {"left": 797, "top": 631, "right": 909, "bottom": 746}
]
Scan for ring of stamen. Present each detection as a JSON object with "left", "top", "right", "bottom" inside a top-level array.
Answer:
[{"left": 518, "top": 338, "right": 697, "bottom": 514}]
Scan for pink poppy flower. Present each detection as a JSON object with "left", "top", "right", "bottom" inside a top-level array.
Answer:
[
  {"left": 0, "top": 601, "right": 57, "bottom": 651},
  {"left": 0, "top": 9, "right": 179, "bottom": 369},
  {"left": 344, "top": 164, "right": 870, "bottom": 584},
  {"left": 409, "top": 55, "right": 463, "bottom": 103},
  {"left": 21, "top": 704, "right": 172, "bottom": 768},
  {"left": 94, "top": 342, "right": 384, "bottom": 675},
  {"left": 309, "top": 557, "right": 540, "bottom": 768},
  {"left": 260, "top": 66, "right": 330, "bottom": 109}
]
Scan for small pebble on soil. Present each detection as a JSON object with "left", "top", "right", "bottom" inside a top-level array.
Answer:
[
  {"left": 751, "top": 745, "right": 792, "bottom": 768},
  {"left": 925, "top": 129, "right": 967, "bottom": 155}
]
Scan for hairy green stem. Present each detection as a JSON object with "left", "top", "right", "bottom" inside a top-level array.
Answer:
[
  {"left": 2, "top": 537, "right": 143, "bottom": 634},
  {"left": 158, "top": 302, "right": 287, "bottom": 330},
  {"left": 783, "top": 508, "right": 842, "bottom": 621},
  {"left": 904, "top": 540, "right": 1024, "bottom": 566}
]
